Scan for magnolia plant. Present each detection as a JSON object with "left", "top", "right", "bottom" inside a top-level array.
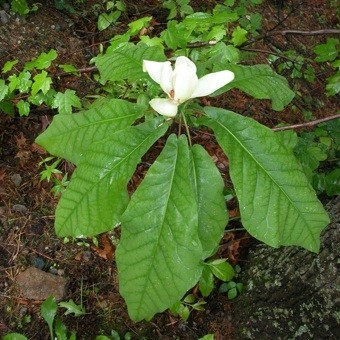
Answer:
[{"left": 36, "top": 42, "right": 329, "bottom": 322}]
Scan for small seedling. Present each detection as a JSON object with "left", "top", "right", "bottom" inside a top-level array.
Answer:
[
  {"left": 219, "top": 281, "right": 244, "bottom": 299},
  {"left": 199, "top": 259, "right": 235, "bottom": 297},
  {"left": 198, "top": 335, "right": 214, "bottom": 340},
  {"left": 41, "top": 296, "right": 58, "bottom": 340},
  {"left": 39, "top": 157, "right": 69, "bottom": 196},
  {"left": 39, "top": 157, "right": 62, "bottom": 182},
  {"left": 95, "top": 330, "right": 132, "bottom": 340},
  {"left": 59, "top": 299, "right": 87, "bottom": 317},
  {"left": 170, "top": 294, "right": 207, "bottom": 321},
  {"left": 59, "top": 278, "right": 87, "bottom": 317},
  {"left": 218, "top": 265, "right": 243, "bottom": 299}
]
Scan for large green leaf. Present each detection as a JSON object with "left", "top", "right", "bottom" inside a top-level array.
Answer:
[
  {"left": 203, "top": 107, "right": 329, "bottom": 252},
  {"left": 36, "top": 99, "right": 142, "bottom": 165},
  {"left": 95, "top": 43, "right": 165, "bottom": 84},
  {"left": 191, "top": 144, "right": 227, "bottom": 258},
  {"left": 55, "top": 118, "right": 169, "bottom": 237},
  {"left": 213, "top": 64, "right": 295, "bottom": 111},
  {"left": 116, "top": 134, "right": 204, "bottom": 321}
]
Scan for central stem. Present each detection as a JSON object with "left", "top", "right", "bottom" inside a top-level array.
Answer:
[{"left": 180, "top": 104, "right": 192, "bottom": 147}]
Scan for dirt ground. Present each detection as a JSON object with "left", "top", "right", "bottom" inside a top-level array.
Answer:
[{"left": 0, "top": 0, "right": 339, "bottom": 339}]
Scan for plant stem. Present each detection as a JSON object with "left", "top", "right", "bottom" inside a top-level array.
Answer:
[
  {"left": 226, "top": 227, "right": 245, "bottom": 232},
  {"left": 178, "top": 115, "right": 182, "bottom": 136},
  {"left": 80, "top": 276, "right": 84, "bottom": 309},
  {"left": 181, "top": 108, "right": 192, "bottom": 147}
]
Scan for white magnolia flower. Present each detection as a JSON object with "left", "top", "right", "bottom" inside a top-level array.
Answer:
[{"left": 143, "top": 56, "right": 235, "bottom": 117}]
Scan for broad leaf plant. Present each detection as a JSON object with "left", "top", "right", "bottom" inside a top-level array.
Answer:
[{"left": 36, "top": 42, "right": 329, "bottom": 321}]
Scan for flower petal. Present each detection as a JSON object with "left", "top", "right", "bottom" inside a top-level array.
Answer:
[
  {"left": 190, "top": 70, "right": 235, "bottom": 98},
  {"left": 159, "top": 64, "right": 173, "bottom": 95},
  {"left": 172, "top": 61, "right": 198, "bottom": 102},
  {"left": 149, "top": 98, "right": 178, "bottom": 117},
  {"left": 174, "top": 56, "right": 197, "bottom": 73},
  {"left": 143, "top": 60, "right": 173, "bottom": 95}
]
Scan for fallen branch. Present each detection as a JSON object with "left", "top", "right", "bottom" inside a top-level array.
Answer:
[
  {"left": 240, "top": 47, "right": 296, "bottom": 62},
  {"left": 57, "top": 28, "right": 339, "bottom": 75},
  {"left": 57, "top": 66, "right": 98, "bottom": 77},
  {"left": 243, "top": 29, "right": 340, "bottom": 47},
  {"left": 268, "top": 29, "right": 340, "bottom": 36},
  {"left": 167, "top": 29, "right": 340, "bottom": 51},
  {"left": 272, "top": 114, "right": 340, "bottom": 132},
  {"left": 75, "top": 66, "right": 98, "bottom": 73}
]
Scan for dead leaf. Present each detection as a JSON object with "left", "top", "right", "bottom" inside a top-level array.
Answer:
[
  {"left": 227, "top": 238, "right": 242, "bottom": 265},
  {"left": 0, "top": 170, "right": 6, "bottom": 183},
  {"left": 228, "top": 209, "right": 240, "bottom": 218},
  {"left": 15, "top": 150, "right": 31, "bottom": 167},
  {"left": 31, "top": 143, "right": 48, "bottom": 155},
  {"left": 91, "top": 234, "right": 114, "bottom": 260},
  {"left": 39, "top": 115, "right": 51, "bottom": 132},
  {"left": 15, "top": 132, "right": 27, "bottom": 149},
  {"left": 219, "top": 232, "right": 241, "bottom": 265},
  {"left": 74, "top": 252, "right": 83, "bottom": 261}
]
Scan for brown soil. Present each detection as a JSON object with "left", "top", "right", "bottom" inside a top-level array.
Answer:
[{"left": 0, "top": 0, "right": 338, "bottom": 339}]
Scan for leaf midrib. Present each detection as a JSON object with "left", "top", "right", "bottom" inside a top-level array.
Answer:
[
  {"left": 52, "top": 112, "right": 138, "bottom": 138},
  {"left": 213, "top": 118, "right": 316, "bottom": 244},
  {"left": 58, "top": 129, "right": 160, "bottom": 231},
  {"left": 135, "top": 137, "right": 180, "bottom": 317}
]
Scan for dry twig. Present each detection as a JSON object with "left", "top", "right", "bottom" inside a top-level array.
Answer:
[{"left": 272, "top": 114, "right": 340, "bottom": 132}]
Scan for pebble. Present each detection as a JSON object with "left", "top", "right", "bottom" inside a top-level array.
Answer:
[
  {"left": 54, "top": 24, "right": 61, "bottom": 31},
  {"left": 17, "top": 266, "right": 67, "bottom": 301},
  {"left": 0, "top": 10, "right": 10, "bottom": 25},
  {"left": 19, "top": 307, "right": 28, "bottom": 317},
  {"left": 178, "top": 322, "right": 187, "bottom": 331},
  {"left": 83, "top": 251, "right": 92, "bottom": 262},
  {"left": 12, "top": 204, "right": 28, "bottom": 213},
  {"left": 11, "top": 173, "right": 22, "bottom": 187},
  {"left": 31, "top": 256, "right": 45, "bottom": 270},
  {"left": 49, "top": 267, "right": 58, "bottom": 275},
  {"left": 57, "top": 269, "right": 65, "bottom": 276}
]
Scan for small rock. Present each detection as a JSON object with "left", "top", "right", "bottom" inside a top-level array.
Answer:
[
  {"left": 19, "top": 307, "right": 28, "bottom": 317},
  {"left": 178, "top": 322, "right": 187, "bottom": 331},
  {"left": 53, "top": 24, "right": 61, "bottom": 31},
  {"left": 49, "top": 267, "right": 58, "bottom": 275},
  {"left": 83, "top": 251, "right": 92, "bottom": 262},
  {"left": 12, "top": 204, "right": 28, "bottom": 213},
  {"left": 17, "top": 266, "right": 67, "bottom": 301},
  {"left": 31, "top": 256, "right": 45, "bottom": 270},
  {"left": 57, "top": 269, "right": 65, "bottom": 276},
  {"left": 0, "top": 10, "right": 10, "bottom": 25},
  {"left": 11, "top": 173, "right": 22, "bottom": 186}
]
